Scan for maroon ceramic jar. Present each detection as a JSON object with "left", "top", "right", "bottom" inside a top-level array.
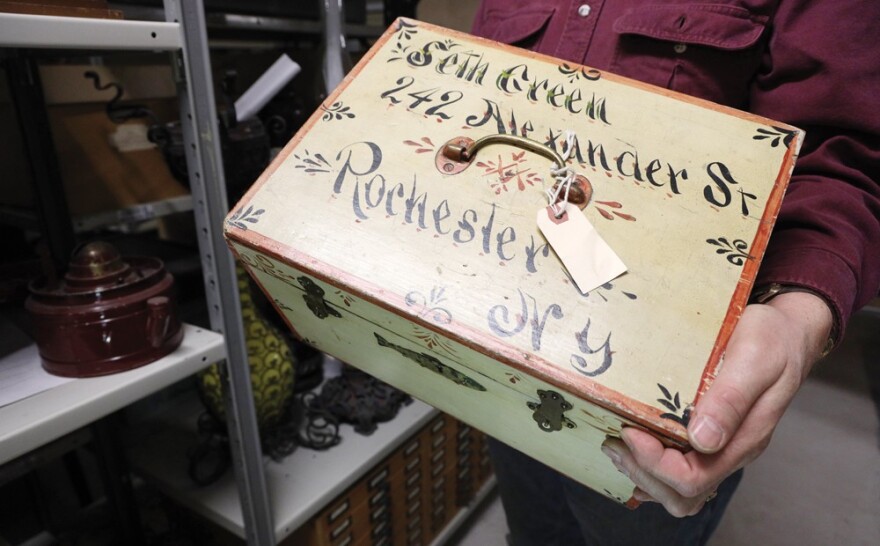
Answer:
[{"left": 25, "top": 241, "right": 184, "bottom": 377}]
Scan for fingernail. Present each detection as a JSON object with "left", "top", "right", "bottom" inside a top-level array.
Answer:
[
  {"left": 601, "top": 445, "right": 621, "bottom": 466},
  {"left": 633, "top": 489, "right": 655, "bottom": 503},
  {"left": 691, "top": 415, "right": 725, "bottom": 451},
  {"left": 601, "top": 446, "right": 630, "bottom": 478}
]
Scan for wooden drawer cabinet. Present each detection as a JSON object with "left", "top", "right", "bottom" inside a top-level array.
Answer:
[{"left": 289, "top": 413, "right": 493, "bottom": 546}]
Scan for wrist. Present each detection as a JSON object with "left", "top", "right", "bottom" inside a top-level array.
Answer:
[{"left": 753, "top": 286, "right": 835, "bottom": 360}]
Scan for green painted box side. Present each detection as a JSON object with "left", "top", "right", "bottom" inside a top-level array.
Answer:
[{"left": 233, "top": 243, "right": 639, "bottom": 505}]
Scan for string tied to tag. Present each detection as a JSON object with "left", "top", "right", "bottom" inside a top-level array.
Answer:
[{"left": 545, "top": 130, "right": 578, "bottom": 219}]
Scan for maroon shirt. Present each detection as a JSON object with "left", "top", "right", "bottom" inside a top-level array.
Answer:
[{"left": 473, "top": 0, "right": 880, "bottom": 342}]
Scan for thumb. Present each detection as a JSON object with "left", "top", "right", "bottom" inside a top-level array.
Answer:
[
  {"left": 688, "top": 380, "right": 760, "bottom": 454},
  {"left": 688, "top": 309, "right": 782, "bottom": 453}
]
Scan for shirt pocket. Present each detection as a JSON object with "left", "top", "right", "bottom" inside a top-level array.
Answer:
[
  {"left": 474, "top": 1, "right": 556, "bottom": 51},
  {"left": 610, "top": 3, "right": 768, "bottom": 107}
]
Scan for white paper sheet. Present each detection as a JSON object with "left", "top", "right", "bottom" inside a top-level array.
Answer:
[
  {"left": 0, "top": 345, "right": 74, "bottom": 408},
  {"left": 235, "top": 54, "right": 301, "bottom": 122}
]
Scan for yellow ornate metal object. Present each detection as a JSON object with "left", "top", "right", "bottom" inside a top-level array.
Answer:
[{"left": 197, "top": 262, "right": 296, "bottom": 431}]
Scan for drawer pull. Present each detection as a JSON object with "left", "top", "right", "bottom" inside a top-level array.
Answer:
[
  {"left": 369, "top": 468, "right": 389, "bottom": 489},
  {"left": 404, "top": 440, "right": 420, "bottom": 456},
  {"left": 327, "top": 499, "right": 349, "bottom": 523},
  {"left": 406, "top": 457, "right": 421, "bottom": 472},
  {"left": 370, "top": 490, "right": 387, "bottom": 506},
  {"left": 330, "top": 517, "right": 351, "bottom": 539}
]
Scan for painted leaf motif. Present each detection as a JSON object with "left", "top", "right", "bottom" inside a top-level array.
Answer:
[
  {"left": 658, "top": 383, "right": 672, "bottom": 400},
  {"left": 660, "top": 412, "right": 685, "bottom": 425},
  {"left": 597, "top": 208, "right": 614, "bottom": 220}
]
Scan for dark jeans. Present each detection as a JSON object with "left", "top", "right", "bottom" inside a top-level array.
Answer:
[{"left": 488, "top": 438, "right": 743, "bottom": 546}]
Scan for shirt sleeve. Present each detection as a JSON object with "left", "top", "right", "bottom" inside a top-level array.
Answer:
[{"left": 748, "top": 0, "right": 880, "bottom": 342}]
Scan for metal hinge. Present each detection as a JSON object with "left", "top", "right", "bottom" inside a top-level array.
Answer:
[{"left": 527, "top": 390, "right": 576, "bottom": 432}]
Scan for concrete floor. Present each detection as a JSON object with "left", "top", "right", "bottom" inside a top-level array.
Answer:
[{"left": 449, "top": 309, "right": 880, "bottom": 546}]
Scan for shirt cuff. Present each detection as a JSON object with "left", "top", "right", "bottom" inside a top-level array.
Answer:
[{"left": 754, "top": 246, "right": 857, "bottom": 347}]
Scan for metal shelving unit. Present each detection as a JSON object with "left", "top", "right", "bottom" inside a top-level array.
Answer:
[
  {"left": 0, "top": 2, "right": 273, "bottom": 544},
  {"left": 1, "top": 4, "right": 493, "bottom": 546}
]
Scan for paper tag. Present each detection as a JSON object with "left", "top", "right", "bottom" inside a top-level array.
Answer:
[
  {"left": 536, "top": 202, "right": 627, "bottom": 294},
  {"left": 108, "top": 123, "right": 156, "bottom": 152}
]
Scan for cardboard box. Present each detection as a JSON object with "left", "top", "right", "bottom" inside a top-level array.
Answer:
[
  {"left": 0, "top": 63, "right": 186, "bottom": 218},
  {"left": 45, "top": 99, "right": 186, "bottom": 217},
  {"left": 224, "top": 19, "right": 801, "bottom": 504}
]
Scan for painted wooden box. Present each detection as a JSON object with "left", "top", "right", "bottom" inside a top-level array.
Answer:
[{"left": 224, "top": 19, "right": 801, "bottom": 504}]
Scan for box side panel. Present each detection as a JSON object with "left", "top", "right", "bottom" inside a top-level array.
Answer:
[{"left": 233, "top": 244, "right": 638, "bottom": 505}]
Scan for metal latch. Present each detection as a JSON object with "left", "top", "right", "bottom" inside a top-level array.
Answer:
[{"left": 527, "top": 390, "right": 576, "bottom": 432}]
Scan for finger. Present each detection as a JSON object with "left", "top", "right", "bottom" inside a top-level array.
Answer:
[
  {"left": 632, "top": 487, "right": 656, "bottom": 503},
  {"left": 689, "top": 306, "right": 785, "bottom": 453},
  {"left": 620, "top": 427, "right": 719, "bottom": 497},
  {"left": 602, "top": 438, "right": 706, "bottom": 517}
]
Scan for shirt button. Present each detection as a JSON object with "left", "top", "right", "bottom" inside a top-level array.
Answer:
[
  {"left": 674, "top": 43, "right": 688, "bottom": 54},
  {"left": 577, "top": 4, "right": 592, "bottom": 17}
]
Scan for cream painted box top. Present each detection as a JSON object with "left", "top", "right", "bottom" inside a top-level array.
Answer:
[{"left": 225, "top": 19, "right": 800, "bottom": 504}]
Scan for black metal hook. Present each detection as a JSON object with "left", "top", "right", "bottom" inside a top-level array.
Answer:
[{"left": 83, "top": 70, "right": 159, "bottom": 126}]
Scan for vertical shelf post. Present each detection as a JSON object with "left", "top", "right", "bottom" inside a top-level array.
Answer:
[
  {"left": 4, "top": 52, "right": 77, "bottom": 274},
  {"left": 163, "top": 1, "right": 275, "bottom": 544}
]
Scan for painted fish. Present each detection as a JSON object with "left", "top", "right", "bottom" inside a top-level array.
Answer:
[{"left": 374, "top": 333, "right": 486, "bottom": 391}]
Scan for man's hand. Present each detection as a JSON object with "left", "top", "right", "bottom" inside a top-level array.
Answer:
[{"left": 601, "top": 291, "right": 834, "bottom": 517}]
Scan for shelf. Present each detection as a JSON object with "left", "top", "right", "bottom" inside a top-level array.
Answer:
[
  {"left": 0, "top": 12, "right": 182, "bottom": 50},
  {"left": 113, "top": 4, "right": 385, "bottom": 38},
  {"left": 0, "top": 323, "right": 224, "bottom": 466},
  {"left": 6, "top": 193, "right": 198, "bottom": 238},
  {"left": 0, "top": 205, "right": 40, "bottom": 231},
  {"left": 127, "top": 387, "right": 439, "bottom": 542},
  {"left": 206, "top": 13, "right": 384, "bottom": 38},
  {"left": 71, "top": 195, "right": 194, "bottom": 233}
]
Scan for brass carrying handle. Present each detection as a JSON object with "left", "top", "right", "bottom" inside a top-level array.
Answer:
[
  {"left": 436, "top": 134, "right": 593, "bottom": 210},
  {"left": 442, "top": 134, "right": 567, "bottom": 168}
]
